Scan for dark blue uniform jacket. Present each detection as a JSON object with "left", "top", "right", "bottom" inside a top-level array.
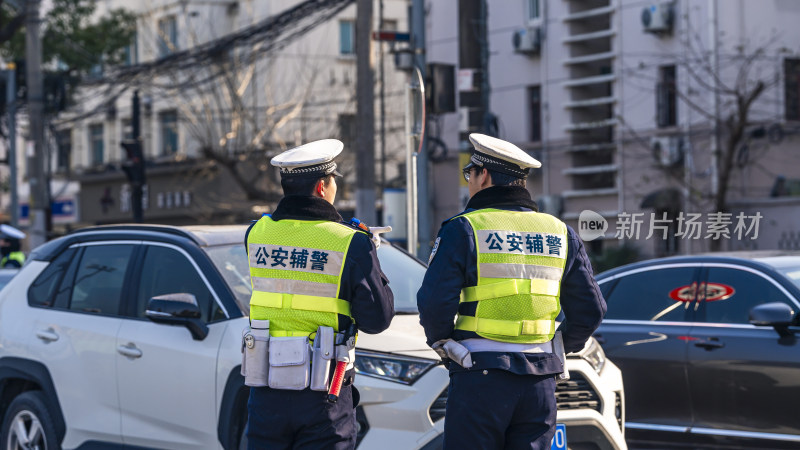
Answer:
[
  {"left": 417, "top": 186, "right": 606, "bottom": 375},
  {"left": 245, "top": 195, "right": 394, "bottom": 334}
]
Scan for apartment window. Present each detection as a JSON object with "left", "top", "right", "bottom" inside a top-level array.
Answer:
[
  {"left": 56, "top": 129, "right": 71, "bottom": 171},
  {"left": 89, "top": 124, "right": 104, "bottom": 165},
  {"left": 657, "top": 65, "right": 677, "bottom": 127},
  {"left": 340, "top": 20, "right": 355, "bottom": 55},
  {"left": 124, "top": 32, "right": 138, "bottom": 65},
  {"left": 382, "top": 19, "right": 398, "bottom": 31},
  {"left": 528, "top": 86, "right": 541, "bottom": 142},
  {"left": 785, "top": 59, "right": 800, "bottom": 121},
  {"left": 158, "top": 15, "right": 178, "bottom": 57},
  {"left": 160, "top": 110, "right": 178, "bottom": 155},
  {"left": 527, "top": 0, "right": 541, "bottom": 23},
  {"left": 122, "top": 119, "right": 133, "bottom": 141}
]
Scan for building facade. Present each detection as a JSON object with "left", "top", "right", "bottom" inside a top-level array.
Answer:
[
  {"left": 425, "top": 0, "right": 800, "bottom": 258},
  {"left": 46, "top": 0, "right": 410, "bottom": 229}
]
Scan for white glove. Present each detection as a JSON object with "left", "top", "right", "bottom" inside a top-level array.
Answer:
[
  {"left": 432, "top": 339, "right": 474, "bottom": 368},
  {"left": 368, "top": 226, "right": 392, "bottom": 249}
]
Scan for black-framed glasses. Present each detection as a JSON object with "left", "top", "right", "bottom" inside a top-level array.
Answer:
[{"left": 462, "top": 167, "right": 473, "bottom": 182}]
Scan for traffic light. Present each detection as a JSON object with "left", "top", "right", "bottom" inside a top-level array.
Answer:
[{"left": 120, "top": 140, "right": 145, "bottom": 184}]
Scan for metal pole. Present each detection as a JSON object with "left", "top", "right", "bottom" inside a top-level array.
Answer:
[
  {"left": 355, "top": 0, "right": 377, "bottom": 225},
  {"left": 132, "top": 91, "right": 143, "bottom": 223},
  {"left": 411, "top": 0, "right": 431, "bottom": 258},
  {"left": 379, "top": 0, "right": 386, "bottom": 199},
  {"left": 25, "top": 0, "right": 48, "bottom": 248},
  {"left": 6, "top": 66, "right": 17, "bottom": 227},
  {"left": 405, "top": 78, "right": 417, "bottom": 253},
  {"left": 709, "top": 0, "right": 719, "bottom": 199}
]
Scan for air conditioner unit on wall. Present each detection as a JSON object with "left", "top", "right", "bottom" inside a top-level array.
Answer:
[
  {"left": 513, "top": 26, "right": 541, "bottom": 55},
  {"left": 650, "top": 136, "right": 682, "bottom": 167},
  {"left": 642, "top": 2, "right": 674, "bottom": 33}
]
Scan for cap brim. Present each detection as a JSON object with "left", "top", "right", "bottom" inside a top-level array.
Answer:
[
  {"left": 332, "top": 169, "right": 343, "bottom": 177},
  {"left": 462, "top": 161, "right": 478, "bottom": 172}
]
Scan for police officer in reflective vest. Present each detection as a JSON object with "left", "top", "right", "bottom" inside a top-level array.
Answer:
[
  {"left": 244, "top": 139, "right": 394, "bottom": 449},
  {"left": 417, "top": 134, "right": 606, "bottom": 449},
  {"left": 0, "top": 224, "right": 26, "bottom": 268}
]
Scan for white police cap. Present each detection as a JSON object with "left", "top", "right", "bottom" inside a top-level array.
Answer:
[
  {"left": 465, "top": 133, "right": 541, "bottom": 178},
  {"left": 0, "top": 224, "right": 25, "bottom": 240},
  {"left": 270, "top": 139, "right": 344, "bottom": 178}
]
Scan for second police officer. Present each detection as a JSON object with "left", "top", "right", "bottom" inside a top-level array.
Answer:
[
  {"left": 417, "top": 134, "right": 607, "bottom": 449},
  {"left": 244, "top": 139, "right": 394, "bottom": 449}
]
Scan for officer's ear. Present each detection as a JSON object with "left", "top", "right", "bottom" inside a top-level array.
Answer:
[
  {"left": 315, "top": 178, "right": 325, "bottom": 197},
  {"left": 479, "top": 168, "right": 492, "bottom": 188}
]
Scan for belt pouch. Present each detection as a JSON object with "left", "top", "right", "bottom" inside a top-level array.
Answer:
[
  {"left": 242, "top": 319, "right": 270, "bottom": 387},
  {"left": 268, "top": 336, "right": 310, "bottom": 390},
  {"left": 310, "top": 326, "right": 335, "bottom": 391}
]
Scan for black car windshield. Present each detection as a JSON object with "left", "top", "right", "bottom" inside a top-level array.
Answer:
[
  {"left": 775, "top": 265, "right": 800, "bottom": 290},
  {"left": 204, "top": 242, "right": 425, "bottom": 315}
]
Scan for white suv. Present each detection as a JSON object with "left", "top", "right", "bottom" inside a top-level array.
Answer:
[{"left": 0, "top": 225, "right": 625, "bottom": 449}]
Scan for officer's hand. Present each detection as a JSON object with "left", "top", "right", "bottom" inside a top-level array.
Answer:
[
  {"left": 368, "top": 226, "right": 392, "bottom": 249},
  {"left": 431, "top": 340, "right": 449, "bottom": 361}
]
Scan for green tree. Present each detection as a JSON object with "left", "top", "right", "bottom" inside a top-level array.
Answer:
[{"left": 0, "top": 0, "right": 135, "bottom": 74}]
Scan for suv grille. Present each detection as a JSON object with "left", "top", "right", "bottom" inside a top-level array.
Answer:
[
  {"left": 556, "top": 372, "right": 601, "bottom": 412},
  {"left": 429, "top": 371, "right": 602, "bottom": 422}
]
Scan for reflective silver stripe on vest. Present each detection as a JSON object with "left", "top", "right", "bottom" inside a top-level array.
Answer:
[
  {"left": 248, "top": 244, "right": 344, "bottom": 276},
  {"left": 459, "top": 338, "right": 553, "bottom": 354},
  {"left": 479, "top": 263, "right": 563, "bottom": 280},
  {"left": 475, "top": 229, "right": 566, "bottom": 259},
  {"left": 251, "top": 277, "right": 338, "bottom": 298}
]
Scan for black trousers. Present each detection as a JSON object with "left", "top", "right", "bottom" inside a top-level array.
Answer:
[
  {"left": 246, "top": 382, "right": 358, "bottom": 450},
  {"left": 443, "top": 369, "right": 557, "bottom": 450}
]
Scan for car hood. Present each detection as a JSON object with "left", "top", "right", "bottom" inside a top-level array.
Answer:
[{"left": 356, "top": 314, "right": 438, "bottom": 360}]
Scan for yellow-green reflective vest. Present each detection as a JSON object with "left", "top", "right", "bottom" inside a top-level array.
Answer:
[
  {"left": 247, "top": 216, "right": 361, "bottom": 337},
  {"left": 454, "top": 208, "right": 568, "bottom": 344},
  {"left": 0, "top": 251, "right": 24, "bottom": 268}
]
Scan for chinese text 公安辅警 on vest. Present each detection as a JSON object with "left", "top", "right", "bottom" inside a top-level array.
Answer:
[
  {"left": 454, "top": 209, "right": 568, "bottom": 344},
  {"left": 247, "top": 216, "right": 363, "bottom": 337}
]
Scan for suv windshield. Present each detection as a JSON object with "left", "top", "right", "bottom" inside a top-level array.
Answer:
[{"left": 204, "top": 242, "right": 425, "bottom": 315}]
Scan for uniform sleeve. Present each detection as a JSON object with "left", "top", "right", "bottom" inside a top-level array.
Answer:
[
  {"left": 559, "top": 226, "right": 607, "bottom": 353},
  {"left": 343, "top": 233, "right": 395, "bottom": 334},
  {"left": 416, "top": 219, "right": 475, "bottom": 347}
]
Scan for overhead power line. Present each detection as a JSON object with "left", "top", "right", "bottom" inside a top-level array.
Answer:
[{"left": 97, "top": 0, "right": 355, "bottom": 90}]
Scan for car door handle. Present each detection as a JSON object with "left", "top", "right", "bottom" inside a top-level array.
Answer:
[
  {"left": 35, "top": 328, "right": 59, "bottom": 343},
  {"left": 117, "top": 343, "right": 143, "bottom": 359},
  {"left": 592, "top": 333, "right": 606, "bottom": 345},
  {"left": 694, "top": 338, "right": 725, "bottom": 350}
]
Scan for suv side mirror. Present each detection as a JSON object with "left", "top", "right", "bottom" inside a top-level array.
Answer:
[
  {"left": 749, "top": 302, "right": 795, "bottom": 337},
  {"left": 145, "top": 293, "right": 209, "bottom": 341}
]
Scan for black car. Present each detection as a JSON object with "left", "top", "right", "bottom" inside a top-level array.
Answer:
[{"left": 595, "top": 252, "right": 800, "bottom": 449}]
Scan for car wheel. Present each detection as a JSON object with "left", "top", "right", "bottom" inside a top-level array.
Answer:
[{"left": 1, "top": 391, "right": 58, "bottom": 450}]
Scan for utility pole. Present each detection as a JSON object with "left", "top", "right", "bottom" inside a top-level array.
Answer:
[
  {"left": 26, "top": 0, "right": 48, "bottom": 249},
  {"left": 378, "top": 0, "right": 386, "bottom": 195},
  {"left": 5, "top": 64, "right": 17, "bottom": 227},
  {"left": 458, "top": 0, "right": 488, "bottom": 202},
  {"left": 412, "top": 0, "right": 432, "bottom": 258},
  {"left": 709, "top": 0, "right": 719, "bottom": 200},
  {"left": 355, "top": 0, "right": 376, "bottom": 226}
]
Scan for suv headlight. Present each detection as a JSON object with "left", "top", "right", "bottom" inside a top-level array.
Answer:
[
  {"left": 575, "top": 338, "right": 606, "bottom": 374},
  {"left": 354, "top": 350, "right": 436, "bottom": 385}
]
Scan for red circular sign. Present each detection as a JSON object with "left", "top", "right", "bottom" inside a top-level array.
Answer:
[{"left": 668, "top": 282, "right": 735, "bottom": 302}]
